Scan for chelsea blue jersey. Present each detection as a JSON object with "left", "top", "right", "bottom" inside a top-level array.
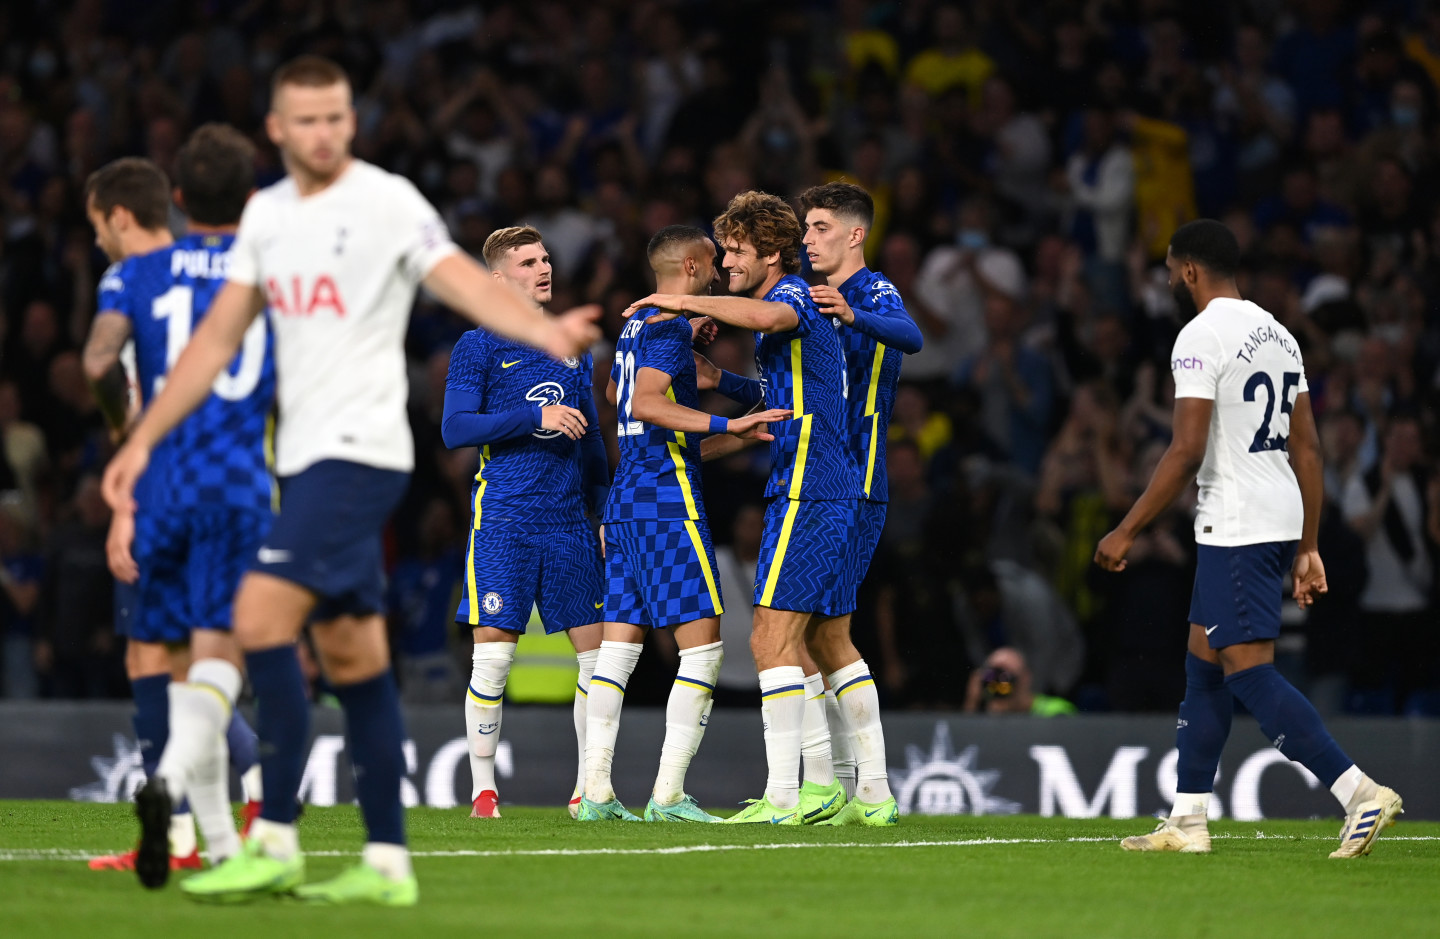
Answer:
[
  {"left": 838, "top": 268, "right": 908, "bottom": 503},
  {"left": 447, "top": 328, "right": 595, "bottom": 530},
  {"left": 98, "top": 233, "right": 275, "bottom": 513},
  {"left": 755, "top": 274, "right": 862, "bottom": 502},
  {"left": 604, "top": 314, "right": 705, "bottom": 523}
]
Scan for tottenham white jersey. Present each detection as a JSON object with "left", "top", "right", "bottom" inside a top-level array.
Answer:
[
  {"left": 1170, "top": 297, "right": 1307, "bottom": 547},
  {"left": 228, "top": 160, "right": 456, "bottom": 476}
]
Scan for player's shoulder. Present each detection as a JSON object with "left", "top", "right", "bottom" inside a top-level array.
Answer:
[
  {"left": 98, "top": 259, "right": 132, "bottom": 298},
  {"left": 649, "top": 315, "right": 694, "bottom": 343},
  {"left": 451, "top": 327, "right": 498, "bottom": 367},
  {"left": 861, "top": 269, "right": 905, "bottom": 309},
  {"left": 767, "top": 274, "right": 814, "bottom": 309},
  {"left": 347, "top": 159, "right": 432, "bottom": 210}
]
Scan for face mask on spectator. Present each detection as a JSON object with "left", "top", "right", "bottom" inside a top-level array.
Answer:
[
  {"left": 1392, "top": 104, "right": 1420, "bottom": 128},
  {"left": 957, "top": 228, "right": 989, "bottom": 251}
]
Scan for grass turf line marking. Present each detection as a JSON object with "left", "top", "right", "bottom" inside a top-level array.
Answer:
[{"left": 6, "top": 835, "right": 1438, "bottom": 863}]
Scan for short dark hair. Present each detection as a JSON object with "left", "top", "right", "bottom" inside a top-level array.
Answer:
[
  {"left": 646, "top": 225, "right": 711, "bottom": 261},
  {"left": 482, "top": 225, "right": 544, "bottom": 268},
  {"left": 798, "top": 182, "right": 874, "bottom": 231},
  {"left": 175, "top": 124, "right": 256, "bottom": 226},
  {"left": 713, "top": 191, "right": 802, "bottom": 274},
  {"left": 271, "top": 54, "right": 349, "bottom": 99},
  {"left": 85, "top": 158, "right": 171, "bottom": 231},
  {"left": 1169, "top": 219, "right": 1240, "bottom": 278}
]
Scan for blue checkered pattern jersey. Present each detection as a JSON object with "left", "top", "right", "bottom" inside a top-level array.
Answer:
[
  {"left": 98, "top": 233, "right": 275, "bottom": 512},
  {"left": 755, "top": 274, "right": 862, "bottom": 502},
  {"left": 445, "top": 327, "right": 598, "bottom": 530},
  {"left": 836, "top": 267, "right": 921, "bottom": 503},
  {"left": 604, "top": 314, "right": 706, "bottom": 523}
]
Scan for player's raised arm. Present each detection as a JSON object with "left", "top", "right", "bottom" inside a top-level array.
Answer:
[
  {"left": 625, "top": 292, "right": 798, "bottom": 334},
  {"left": 423, "top": 253, "right": 600, "bottom": 360},
  {"left": 1286, "top": 391, "right": 1328, "bottom": 607},
  {"left": 102, "top": 281, "right": 265, "bottom": 511},
  {"left": 1094, "top": 396, "right": 1212, "bottom": 571}
]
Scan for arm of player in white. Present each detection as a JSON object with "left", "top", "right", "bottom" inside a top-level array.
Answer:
[
  {"left": 82, "top": 311, "right": 134, "bottom": 436},
  {"left": 1286, "top": 391, "right": 1328, "bottom": 606},
  {"left": 102, "top": 281, "right": 264, "bottom": 512},
  {"left": 624, "top": 292, "right": 799, "bottom": 334},
  {"left": 631, "top": 366, "right": 789, "bottom": 440},
  {"left": 422, "top": 254, "right": 599, "bottom": 359}
]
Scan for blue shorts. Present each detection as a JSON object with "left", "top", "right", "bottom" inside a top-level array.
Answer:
[
  {"left": 754, "top": 498, "right": 860, "bottom": 616},
  {"left": 457, "top": 525, "right": 602, "bottom": 634},
  {"left": 603, "top": 518, "right": 724, "bottom": 629},
  {"left": 854, "top": 500, "right": 887, "bottom": 585},
  {"left": 253, "top": 460, "right": 410, "bottom": 620},
  {"left": 1188, "top": 541, "right": 1298, "bottom": 649},
  {"left": 123, "top": 507, "right": 272, "bottom": 643}
]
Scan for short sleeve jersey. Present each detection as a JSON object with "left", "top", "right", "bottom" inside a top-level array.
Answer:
[
  {"left": 226, "top": 159, "right": 457, "bottom": 477},
  {"left": 755, "top": 274, "right": 863, "bottom": 502},
  {"left": 98, "top": 233, "right": 275, "bottom": 513},
  {"left": 837, "top": 267, "right": 908, "bottom": 503},
  {"left": 603, "top": 314, "right": 704, "bottom": 523},
  {"left": 447, "top": 327, "right": 594, "bottom": 530},
  {"left": 1170, "top": 297, "right": 1307, "bottom": 546}
]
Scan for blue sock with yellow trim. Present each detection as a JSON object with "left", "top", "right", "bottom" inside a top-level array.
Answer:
[
  {"left": 759, "top": 665, "right": 806, "bottom": 810},
  {"left": 654, "top": 641, "right": 723, "bottom": 805},
  {"left": 584, "top": 640, "right": 643, "bottom": 804},
  {"left": 465, "top": 642, "right": 514, "bottom": 800},
  {"left": 827, "top": 660, "right": 892, "bottom": 803}
]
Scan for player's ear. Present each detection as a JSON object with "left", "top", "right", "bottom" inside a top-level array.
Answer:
[
  {"left": 172, "top": 188, "right": 187, "bottom": 215},
  {"left": 852, "top": 226, "right": 866, "bottom": 248},
  {"left": 264, "top": 110, "right": 283, "bottom": 147}
]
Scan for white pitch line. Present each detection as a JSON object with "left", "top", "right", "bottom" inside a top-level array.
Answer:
[{"left": 4, "top": 834, "right": 1437, "bottom": 863}]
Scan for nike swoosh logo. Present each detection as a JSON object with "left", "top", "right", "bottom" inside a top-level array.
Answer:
[
  {"left": 1205, "top": 625, "right": 1219, "bottom": 636},
  {"left": 501, "top": 360, "right": 521, "bottom": 368},
  {"left": 864, "top": 807, "right": 888, "bottom": 818},
  {"left": 770, "top": 814, "right": 796, "bottom": 824},
  {"left": 803, "top": 795, "right": 839, "bottom": 819},
  {"left": 594, "top": 602, "right": 603, "bottom": 609}
]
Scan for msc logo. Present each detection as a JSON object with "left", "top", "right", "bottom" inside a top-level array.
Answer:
[
  {"left": 1172, "top": 356, "right": 1204, "bottom": 371},
  {"left": 891, "top": 723, "right": 1021, "bottom": 816},
  {"left": 481, "top": 592, "right": 504, "bottom": 615},
  {"left": 527, "top": 381, "right": 567, "bottom": 438}
]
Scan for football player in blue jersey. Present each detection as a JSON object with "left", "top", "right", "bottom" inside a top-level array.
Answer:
[
  {"left": 80, "top": 127, "right": 272, "bottom": 884},
  {"left": 626, "top": 191, "right": 864, "bottom": 824},
  {"left": 443, "top": 226, "right": 609, "bottom": 820},
  {"left": 793, "top": 182, "right": 923, "bottom": 826},
  {"left": 579, "top": 226, "right": 790, "bottom": 823}
]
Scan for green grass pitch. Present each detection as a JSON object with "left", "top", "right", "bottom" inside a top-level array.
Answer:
[{"left": 1, "top": 801, "right": 1437, "bottom": 938}]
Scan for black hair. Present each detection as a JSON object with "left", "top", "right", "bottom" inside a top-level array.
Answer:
[
  {"left": 1170, "top": 219, "right": 1241, "bottom": 278},
  {"left": 646, "top": 224, "right": 712, "bottom": 260}
]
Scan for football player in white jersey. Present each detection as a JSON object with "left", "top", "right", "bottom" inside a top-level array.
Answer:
[
  {"left": 102, "top": 55, "right": 599, "bottom": 906},
  {"left": 1095, "top": 219, "right": 1402, "bottom": 859}
]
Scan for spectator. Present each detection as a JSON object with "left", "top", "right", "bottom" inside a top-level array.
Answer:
[
  {"left": 962, "top": 647, "right": 1076, "bottom": 716},
  {"left": 36, "top": 475, "right": 119, "bottom": 699},
  {"left": 0, "top": 505, "right": 43, "bottom": 698},
  {"left": 388, "top": 498, "right": 464, "bottom": 705},
  {"left": 904, "top": 3, "right": 996, "bottom": 105},
  {"left": 1065, "top": 107, "right": 1135, "bottom": 309}
]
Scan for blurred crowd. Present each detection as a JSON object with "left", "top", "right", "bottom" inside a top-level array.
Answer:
[{"left": 2, "top": 0, "right": 1439, "bottom": 715}]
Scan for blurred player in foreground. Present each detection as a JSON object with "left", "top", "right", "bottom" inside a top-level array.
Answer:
[
  {"left": 580, "top": 225, "right": 788, "bottom": 822},
  {"left": 1095, "top": 219, "right": 1402, "bottom": 858},
  {"left": 442, "top": 226, "right": 606, "bottom": 821},
  {"left": 81, "top": 132, "right": 270, "bottom": 881},
  {"left": 102, "top": 55, "right": 598, "bottom": 906}
]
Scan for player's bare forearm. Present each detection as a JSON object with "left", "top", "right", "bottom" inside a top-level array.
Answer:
[
  {"left": 632, "top": 389, "right": 724, "bottom": 435},
  {"left": 425, "top": 254, "right": 598, "bottom": 358},
  {"left": 630, "top": 293, "right": 798, "bottom": 333},
  {"left": 129, "top": 281, "right": 262, "bottom": 449},
  {"left": 700, "top": 432, "right": 751, "bottom": 461},
  {"left": 1286, "top": 393, "right": 1324, "bottom": 551},
  {"left": 1116, "top": 444, "right": 1202, "bottom": 538},
  {"left": 88, "top": 363, "right": 131, "bottom": 436},
  {"left": 82, "top": 312, "right": 133, "bottom": 434}
]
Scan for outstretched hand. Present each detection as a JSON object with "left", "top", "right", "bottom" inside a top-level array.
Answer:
[
  {"left": 623, "top": 294, "right": 687, "bottom": 323},
  {"left": 549, "top": 305, "right": 602, "bottom": 358},
  {"left": 723, "top": 408, "right": 792, "bottom": 442},
  {"left": 690, "top": 316, "right": 719, "bottom": 345}
]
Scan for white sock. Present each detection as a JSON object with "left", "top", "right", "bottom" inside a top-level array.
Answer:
[
  {"left": 241, "top": 764, "right": 263, "bottom": 804},
  {"left": 169, "top": 811, "right": 197, "bottom": 857},
  {"left": 156, "top": 659, "right": 242, "bottom": 803},
  {"left": 826, "top": 691, "right": 856, "bottom": 798},
  {"left": 249, "top": 817, "right": 298, "bottom": 862},
  {"left": 190, "top": 731, "right": 241, "bottom": 862},
  {"left": 1331, "top": 764, "right": 1378, "bottom": 812},
  {"left": 758, "top": 666, "right": 805, "bottom": 810},
  {"left": 801, "top": 671, "right": 835, "bottom": 787},
  {"left": 654, "top": 641, "right": 723, "bottom": 805},
  {"left": 1170, "top": 792, "right": 1211, "bottom": 821},
  {"left": 465, "top": 643, "right": 514, "bottom": 800},
  {"left": 828, "top": 660, "right": 892, "bottom": 803},
  {"left": 584, "top": 640, "right": 643, "bottom": 804},
  {"left": 362, "top": 842, "right": 413, "bottom": 881},
  {"left": 573, "top": 648, "right": 599, "bottom": 799}
]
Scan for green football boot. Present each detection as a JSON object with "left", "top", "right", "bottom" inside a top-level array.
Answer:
[
  {"left": 576, "top": 796, "right": 641, "bottom": 821},
  {"left": 718, "top": 797, "right": 803, "bottom": 825},
  {"left": 179, "top": 838, "right": 304, "bottom": 904},
  {"left": 816, "top": 796, "right": 899, "bottom": 827},
  {"left": 798, "top": 780, "right": 846, "bottom": 824},
  {"left": 644, "top": 795, "right": 720, "bottom": 822},
  {"left": 293, "top": 863, "right": 418, "bottom": 907}
]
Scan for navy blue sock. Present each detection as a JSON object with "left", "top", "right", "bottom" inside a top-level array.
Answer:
[
  {"left": 246, "top": 646, "right": 310, "bottom": 825},
  {"left": 333, "top": 671, "right": 407, "bottom": 846},
  {"left": 1225, "top": 663, "right": 1353, "bottom": 788},
  {"left": 130, "top": 674, "right": 170, "bottom": 779},
  {"left": 227, "top": 709, "right": 260, "bottom": 776},
  {"left": 1176, "top": 654, "right": 1231, "bottom": 794}
]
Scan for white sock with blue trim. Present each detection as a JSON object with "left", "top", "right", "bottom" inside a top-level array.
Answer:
[
  {"left": 828, "top": 659, "right": 892, "bottom": 803},
  {"left": 826, "top": 690, "right": 857, "bottom": 798},
  {"left": 584, "top": 641, "right": 643, "bottom": 804},
  {"left": 758, "top": 665, "right": 806, "bottom": 810},
  {"left": 801, "top": 671, "right": 835, "bottom": 787},
  {"left": 572, "top": 648, "right": 599, "bottom": 801},
  {"left": 465, "top": 642, "right": 514, "bottom": 800},
  {"left": 654, "top": 641, "right": 723, "bottom": 806}
]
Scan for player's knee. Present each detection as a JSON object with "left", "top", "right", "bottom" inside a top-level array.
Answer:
[
  {"left": 125, "top": 640, "right": 171, "bottom": 680},
  {"left": 312, "top": 615, "right": 390, "bottom": 685}
]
